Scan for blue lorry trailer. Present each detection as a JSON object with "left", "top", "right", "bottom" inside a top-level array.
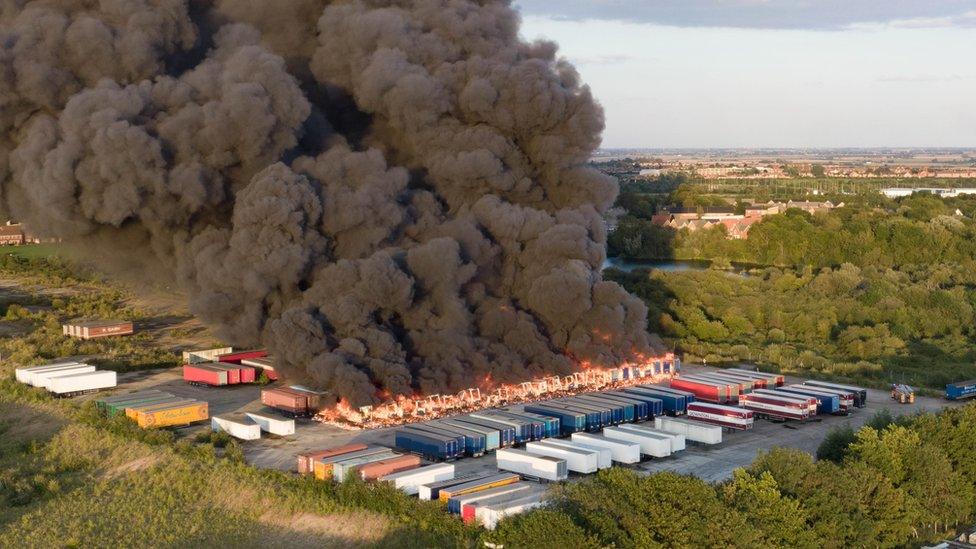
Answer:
[
  {"left": 453, "top": 417, "right": 517, "bottom": 447},
  {"left": 946, "top": 380, "right": 976, "bottom": 400},
  {"left": 521, "top": 404, "right": 586, "bottom": 436},
  {"left": 775, "top": 387, "right": 841, "bottom": 414},
  {"left": 395, "top": 426, "right": 462, "bottom": 461}
]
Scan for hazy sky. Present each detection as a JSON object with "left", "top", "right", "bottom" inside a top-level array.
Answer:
[{"left": 515, "top": 1, "right": 976, "bottom": 148}]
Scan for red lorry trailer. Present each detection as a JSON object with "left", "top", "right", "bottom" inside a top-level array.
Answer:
[
  {"left": 738, "top": 393, "right": 811, "bottom": 421},
  {"left": 182, "top": 362, "right": 255, "bottom": 387},
  {"left": 217, "top": 349, "right": 268, "bottom": 364},
  {"left": 690, "top": 372, "right": 755, "bottom": 393},
  {"left": 669, "top": 377, "right": 732, "bottom": 404},
  {"left": 686, "top": 402, "right": 754, "bottom": 430},
  {"left": 261, "top": 386, "right": 326, "bottom": 417},
  {"left": 671, "top": 375, "right": 739, "bottom": 404},
  {"left": 751, "top": 388, "right": 817, "bottom": 415}
]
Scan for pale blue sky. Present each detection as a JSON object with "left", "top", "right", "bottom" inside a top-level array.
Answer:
[{"left": 516, "top": 2, "right": 976, "bottom": 148}]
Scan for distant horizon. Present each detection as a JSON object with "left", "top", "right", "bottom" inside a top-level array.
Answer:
[{"left": 517, "top": 2, "right": 976, "bottom": 149}]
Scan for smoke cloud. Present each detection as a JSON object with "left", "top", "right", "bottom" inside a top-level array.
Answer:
[{"left": 1, "top": 0, "right": 651, "bottom": 406}]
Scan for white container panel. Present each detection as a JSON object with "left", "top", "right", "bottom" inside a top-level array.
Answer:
[
  {"left": 654, "top": 416, "right": 722, "bottom": 445},
  {"left": 525, "top": 441, "right": 598, "bottom": 474},
  {"left": 32, "top": 365, "right": 96, "bottom": 388},
  {"left": 602, "top": 426, "right": 671, "bottom": 458},
  {"left": 245, "top": 412, "right": 295, "bottom": 436},
  {"left": 48, "top": 370, "right": 117, "bottom": 394},
  {"left": 570, "top": 433, "right": 641, "bottom": 464},
  {"left": 212, "top": 415, "right": 261, "bottom": 440},
  {"left": 537, "top": 439, "right": 611, "bottom": 469},
  {"left": 495, "top": 448, "right": 567, "bottom": 481},
  {"left": 380, "top": 463, "right": 455, "bottom": 495}
]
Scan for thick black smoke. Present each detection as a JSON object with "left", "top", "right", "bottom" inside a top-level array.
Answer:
[{"left": 1, "top": 0, "right": 651, "bottom": 406}]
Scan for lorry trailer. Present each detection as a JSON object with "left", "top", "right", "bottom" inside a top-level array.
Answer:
[
  {"left": 379, "top": 463, "right": 455, "bottom": 495},
  {"left": 357, "top": 454, "right": 421, "bottom": 481},
  {"left": 946, "top": 379, "right": 976, "bottom": 400},
  {"left": 494, "top": 448, "right": 568, "bottom": 482},
  {"left": 686, "top": 402, "right": 754, "bottom": 430},
  {"left": 212, "top": 413, "right": 261, "bottom": 440},
  {"left": 31, "top": 364, "right": 96, "bottom": 388},
  {"left": 695, "top": 372, "right": 758, "bottom": 392},
  {"left": 623, "top": 386, "right": 690, "bottom": 415},
  {"left": 16, "top": 361, "right": 82, "bottom": 384},
  {"left": 461, "top": 485, "right": 545, "bottom": 524},
  {"left": 469, "top": 411, "right": 541, "bottom": 442},
  {"left": 438, "top": 419, "right": 501, "bottom": 452},
  {"left": 244, "top": 411, "right": 295, "bottom": 436},
  {"left": 724, "top": 368, "right": 785, "bottom": 386},
  {"left": 711, "top": 370, "right": 769, "bottom": 389},
  {"left": 543, "top": 400, "right": 607, "bottom": 431},
  {"left": 774, "top": 386, "right": 841, "bottom": 414},
  {"left": 586, "top": 392, "right": 649, "bottom": 421},
  {"left": 790, "top": 384, "right": 855, "bottom": 412},
  {"left": 418, "top": 474, "right": 488, "bottom": 501},
  {"left": 452, "top": 417, "right": 516, "bottom": 447},
  {"left": 437, "top": 473, "right": 521, "bottom": 502},
  {"left": 240, "top": 357, "right": 278, "bottom": 381},
  {"left": 752, "top": 388, "right": 818, "bottom": 414},
  {"left": 668, "top": 377, "right": 734, "bottom": 404},
  {"left": 419, "top": 422, "right": 487, "bottom": 457},
  {"left": 313, "top": 447, "right": 390, "bottom": 480},
  {"left": 654, "top": 416, "right": 723, "bottom": 445},
  {"left": 297, "top": 444, "right": 368, "bottom": 475},
  {"left": 495, "top": 410, "right": 561, "bottom": 439},
  {"left": 525, "top": 441, "right": 600, "bottom": 474},
  {"left": 738, "top": 393, "right": 811, "bottom": 421},
  {"left": 132, "top": 400, "right": 209, "bottom": 428},
  {"left": 395, "top": 426, "right": 463, "bottom": 461},
  {"left": 801, "top": 380, "right": 868, "bottom": 407},
  {"left": 480, "top": 411, "right": 548, "bottom": 440},
  {"left": 475, "top": 491, "right": 547, "bottom": 530},
  {"left": 331, "top": 451, "right": 401, "bottom": 481},
  {"left": 600, "top": 390, "right": 662, "bottom": 418},
  {"left": 404, "top": 424, "right": 472, "bottom": 458},
  {"left": 569, "top": 432, "right": 642, "bottom": 464},
  {"left": 602, "top": 425, "right": 672, "bottom": 458},
  {"left": 48, "top": 370, "right": 117, "bottom": 396},
  {"left": 570, "top": 395, "right": 632, "bottom": 424},
  {"left": 448, "top": 482, "right": 534, "bottom": 515},
  {"left": 537, "top": 438, "right": 612, "bottom": 469},
  {"left": 521, "top": 404, "right": 586, "bottom": 435}
]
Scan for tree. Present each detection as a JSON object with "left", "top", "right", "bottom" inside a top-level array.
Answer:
[
  {"left": 484, "top": 509, "right": 599, "bottom": 548},
  {"left": 816, "top": 425, "right": 856, "bottom": 463},
  {"left": 811, "top": 164, "right": 826, "bottom": 178},
  {"left": 722, "top": 469, "right": 820, "bottom": 548}
]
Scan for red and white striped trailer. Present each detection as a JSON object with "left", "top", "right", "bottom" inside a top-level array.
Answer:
[
  {"left": 793, "top": 384, "right": 856, "bottom": 412},
  {"left": 752, "top": 388, "right": 817, "bottom": 415},
  {"left": 669, "top": 377, "right": 736, "bottom": 404},
  {"left": 725, "top": 368, "right": 785, "bottom": 387},
  {"left": 686, "top": 402, "right": 754, "bottom": 430},
  {"left": 738, "top": 393, "right": 811, "bottom": 421}
]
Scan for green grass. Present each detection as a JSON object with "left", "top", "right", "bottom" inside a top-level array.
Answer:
[{"left": 0, "top": 244, "right": 64, "bottom": 260}]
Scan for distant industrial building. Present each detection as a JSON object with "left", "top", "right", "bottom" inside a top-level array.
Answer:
[{"left": 881, "top": 187, "right": 976, "bottom": 199}]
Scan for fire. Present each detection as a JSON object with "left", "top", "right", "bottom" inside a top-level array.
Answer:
[{"left": 313, "top": 351, "right": 679, "bottom": 430}]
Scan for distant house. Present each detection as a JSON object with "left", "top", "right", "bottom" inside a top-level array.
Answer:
[
  {"left": 0, "top": 223, "right": 25, "bottom": 245},
  {"left": 784, "top": 200, "right": 838, "bottom": 215}
]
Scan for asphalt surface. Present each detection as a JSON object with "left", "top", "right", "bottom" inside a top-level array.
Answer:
[{"left": 104, "top": 364, "right": 963, "bottom": 482}]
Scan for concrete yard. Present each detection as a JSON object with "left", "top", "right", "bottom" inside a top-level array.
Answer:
[{"left": 101, "top": 364, "right": 965, "bottom": 483}]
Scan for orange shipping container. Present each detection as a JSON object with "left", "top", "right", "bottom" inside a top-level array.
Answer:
[
  {"left": 357, "top": 454, "right": 421, "bottom": 481},
  {"left": 136, "top": 402, "right": 209, "bottom": 428},
  {"left": 297, "top": 443, "right": 369, "bottom": 475},
  {"left": 125, "top": 399, "right": 196, "bottom": 419}
]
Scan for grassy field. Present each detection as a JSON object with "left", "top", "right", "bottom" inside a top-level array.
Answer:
[{"left": 0, "top": 244, "right": 63, "bottom": 260}]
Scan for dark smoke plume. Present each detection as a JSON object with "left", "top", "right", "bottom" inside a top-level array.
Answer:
[{"left": 1, "top": 0, "right": 651, "bottom": 406}]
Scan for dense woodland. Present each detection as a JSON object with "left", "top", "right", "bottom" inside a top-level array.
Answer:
[{"left": 607, "top": 181, "right": 976, "bottom": 389}]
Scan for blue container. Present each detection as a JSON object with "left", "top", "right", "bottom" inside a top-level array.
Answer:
[
  {"left": 544, "top": 401, "right": 605, "bottom": 431},
  {"left": 573, "top": 394, "right": 634, "bottom": 423},
  {"left": 454, "top": 417, "right": 516, "bottom": 447},
  {"left": 423, "top": 422, "right": 488, "bottom": 456},
  {"left": 775, "top": 387, "right": 840, "bottom": 414},
  {"left": 946, "top": 380, "right": 976, "bottom": 400},
  {"left": 469, "top": 412, "right": 535, "bottom": 443},
  {"left": 594, "top": 392, "right": 650, "bottom": 421},
  {"left": 475, "top": 411, "right": 545, "bottom": 441},
  {"left": 395, "top": 427, "right": 460, "bottom": 460},
  {"left": 604, "top": 390, "right": 664, "bottom": 418},
  {"left": 624, "top": 386, "right": 687, "bottom": 415},
  {"left": 522, "top": 404, "right": 586, "bottom": 435},
  {"left": 439, "top": 419, "right": 500, "bottom": 452},
  {"left": 489, "top": 410, "right": 553, "bottom": 440},
  {"left": 503, "top": 410, "right": 561, "bottom": 439}
]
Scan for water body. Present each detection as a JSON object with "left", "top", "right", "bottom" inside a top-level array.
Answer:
[
  {"left": 602, "top": 257, "right": 753, "bottom": 276},
  {"left": 602, "top": 257, "right": 713, "bottom": 273}
]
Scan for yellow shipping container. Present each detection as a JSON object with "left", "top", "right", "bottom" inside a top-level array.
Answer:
[
  {"left": 125, "top": 399, "right": 196, "bottom": 419},
  {"left": 136, "top": 402, "right": 209, "bottom": 428},
  {"left": 439, "top": 476, "right": 519, "bottom": 501}
]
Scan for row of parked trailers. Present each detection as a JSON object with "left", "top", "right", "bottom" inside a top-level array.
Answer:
[
  {"left": 181, "top": 350, "right": 275, "bottom": 387},
  {"left": 394, "top": 384, "right": 705, "bottom": 461},
  {"left": 15, "top": 361, "right": 118, "bottom": 397},
  {"left": 95, "top": 390, "right": 209, "bottom": 428}
]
